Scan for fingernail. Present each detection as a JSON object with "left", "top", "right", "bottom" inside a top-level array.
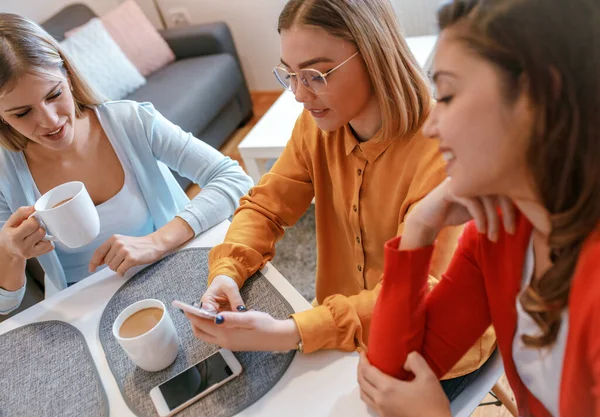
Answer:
[
  {"left": 193, "top": 302, "right": 202, "bottom": 308},
  {"left": 215, "top": 315, "right": 224, "bottom": 325},
  {"left": 236, "top": 305, "right": 247, "bottom": 312}
]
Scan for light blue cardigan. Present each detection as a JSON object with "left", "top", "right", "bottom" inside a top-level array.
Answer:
[{"left": 0, "top": 101, "right": 253, "bottom": 313}]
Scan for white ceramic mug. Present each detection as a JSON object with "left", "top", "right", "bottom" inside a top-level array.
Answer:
[
  {"left": 112, "top": 299, "right": 180, "bottom": 372},
  {"left": 31, "top": 181, "right": 100, "bottom": 248}
]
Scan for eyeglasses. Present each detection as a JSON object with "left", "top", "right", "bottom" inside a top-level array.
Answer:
[{"left": 273, "top": 52, "right": 360, "bottom": 95}]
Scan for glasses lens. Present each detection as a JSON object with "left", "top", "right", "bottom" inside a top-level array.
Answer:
[
  {"left": 273, "top": 67, "right": 293, "bottom": 91},
  {"left": 299, "top": 69, "right": 327, "bottom": 94}
]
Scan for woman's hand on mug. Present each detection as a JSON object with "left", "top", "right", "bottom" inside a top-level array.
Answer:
[
  {"left": 401, "top": 178, "right": 516, "bottom": 250},
  {"left": 89, "top": 234, "right": 167, "bottom": 277},
  {"left": 0, "top": 206, "right": 54, "bottom": 260}
]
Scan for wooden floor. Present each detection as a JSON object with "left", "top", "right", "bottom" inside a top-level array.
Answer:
[
  {"left": 220, "top": 91, "right": 283, "bottom": 170},
  {"left": 188, "top": 91, "right": 517, "bottom": 417}
]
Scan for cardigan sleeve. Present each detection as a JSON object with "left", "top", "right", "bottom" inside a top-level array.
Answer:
[
  {"left": 0, "top": 191, "right": 26, "bottom": 314},
  {"left": 137, "top": 102, "right": 253, "bottom": 236}
]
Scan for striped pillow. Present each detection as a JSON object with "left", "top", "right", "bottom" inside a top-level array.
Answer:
[{"left": 61, "top": 18, "right": 146, "bottom": 100}]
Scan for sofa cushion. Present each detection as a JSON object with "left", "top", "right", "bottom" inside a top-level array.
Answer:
[
  {"left": 60, "top": 18, "right": 146, "bottom": 100},
  {"left": 125, "top": 53, "right": 242, "bottom": 137},
  {"left": 94, "top": 0, "right": 175, "bottom": 76}
]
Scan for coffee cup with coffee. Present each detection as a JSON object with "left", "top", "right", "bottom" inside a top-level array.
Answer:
[
  {"left": 112, "top": 299, "right": 180, "bottom": 372},
  {"left": 31, "top": 181, "right": 100, "bottom": 248}
]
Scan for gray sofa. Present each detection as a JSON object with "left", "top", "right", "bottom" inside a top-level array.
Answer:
[{"left": 41, "top": 3, "right": 253, "bottom": 190}]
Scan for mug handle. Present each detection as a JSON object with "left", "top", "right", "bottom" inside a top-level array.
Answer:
[{"left": 28, "top": 211, "right": 58, "bottom": 242}]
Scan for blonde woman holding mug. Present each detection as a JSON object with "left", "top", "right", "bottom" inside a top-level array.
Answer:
[{"left": 0, "top": 14, "right": 252, "bottom": 316}]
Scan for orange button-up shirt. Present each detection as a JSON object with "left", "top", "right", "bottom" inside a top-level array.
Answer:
[{"left": 209, "top": 110, "right": 494, "bottom": 377}]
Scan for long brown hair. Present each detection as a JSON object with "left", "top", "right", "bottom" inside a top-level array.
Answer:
[
  {"left": 437, "top": 0, "right": 600, "bottom": 347},
  {"left": 278, "top": 0, "right": 432, "bottom": 140},
  {"left": 0, "top": 13, "right": 103, "bottom": 151}
]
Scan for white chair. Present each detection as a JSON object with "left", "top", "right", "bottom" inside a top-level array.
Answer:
[{"left": 450, "top": 349, "right": 518, "bottom": 417}]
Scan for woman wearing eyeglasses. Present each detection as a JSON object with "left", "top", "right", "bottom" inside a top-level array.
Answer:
[{"left": 186, "top": 0, "right": 495, "bottom": 398}]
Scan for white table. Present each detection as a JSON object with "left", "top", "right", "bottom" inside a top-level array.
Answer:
[
  {"left": 0, "top": 221, "right": 374, "bottom": 417},
  {"left": 239, "top": 35, "right": 438, "bottom": 183}
]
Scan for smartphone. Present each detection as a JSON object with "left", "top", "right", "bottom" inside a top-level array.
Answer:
[
  {"left": 172, "top": 300, "right": 218, "bottom": 320},
  {"left": 150, "top": 349, "right": 242, "bottom": 417}
]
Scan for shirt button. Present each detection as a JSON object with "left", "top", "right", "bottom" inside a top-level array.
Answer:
[
  {"left": 357, "top": 265, "right": 362, "bottom": 272},
  {"left": 353, "top": 205, "right": 357, "bottom": 212},
  {"left": 248, "top": 189, "right": 253, "bottom": 196},
  {"left": 357, "top": 169, "right": 362, "bottom": 176},
  {"left": 356, "top": 237, "right": 361, "bottom": 244}
]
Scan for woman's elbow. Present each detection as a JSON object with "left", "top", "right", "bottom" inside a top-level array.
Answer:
[
  {"left": 205, "top": 159, "right": 253, "bottom": 207},
  {"left": 230, "top": 166, "right": 254, "bottom": 200}
]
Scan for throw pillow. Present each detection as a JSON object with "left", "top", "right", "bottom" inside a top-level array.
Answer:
[
  {"left": 100, "top": 0, "right": 175, "bottom": 76},
  {"left": 61, "top": 18, "right": 146, "bottom": 100}
]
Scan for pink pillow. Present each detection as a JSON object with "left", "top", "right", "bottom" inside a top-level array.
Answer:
[{"left": 68, "top": 0, "right": 175, "bottom": 76}]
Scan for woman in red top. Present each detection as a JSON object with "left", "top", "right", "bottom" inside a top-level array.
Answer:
[{"left": 357, "top": 0, "right": 600, "bottom": 416}]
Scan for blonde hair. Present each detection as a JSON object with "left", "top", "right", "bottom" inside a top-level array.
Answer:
[
  {"left": 278, "top": 0, "right": 432, "bottom": 140},
  {"left": 0, "top": 13, "right": 103, "bottom": 151}
]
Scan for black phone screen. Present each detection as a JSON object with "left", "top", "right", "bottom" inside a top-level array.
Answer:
[{"left": 158, "top": 351, "right": 234, "bottom": 410}]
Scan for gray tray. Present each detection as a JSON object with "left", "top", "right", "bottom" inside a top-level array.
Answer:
[
  {"left": 0, "top": 320, "right": 108, "bottom": 417},
  {"left": 99, "top": 247, "right": 296, "bottom": 417}
]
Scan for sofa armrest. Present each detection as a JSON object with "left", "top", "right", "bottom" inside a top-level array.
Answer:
[{"left": 160, "top": 22, "right": 241, "bottom": 62}]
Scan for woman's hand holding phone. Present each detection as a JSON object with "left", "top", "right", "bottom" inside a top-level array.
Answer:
[
  {"left": 199, "top": 275, "right": 246, "bottom": 313},
  {"left": 172, "top": 300, "right": 218, "bottom": 319},
  {"left": 181, "top": 304, "right": 301, "bottom": 352}
]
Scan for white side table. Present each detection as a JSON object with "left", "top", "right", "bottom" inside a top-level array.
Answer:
[
  {"left": 239, "top": 35, "right": 438, "bottom": 183},
  {"left": 238, "top": 91, "right": 304, "bottom": 182}
]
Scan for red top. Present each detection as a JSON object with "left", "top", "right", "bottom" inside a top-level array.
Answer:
[{"left": 368, "top": 214, "right": 600, "bottom": 417}]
